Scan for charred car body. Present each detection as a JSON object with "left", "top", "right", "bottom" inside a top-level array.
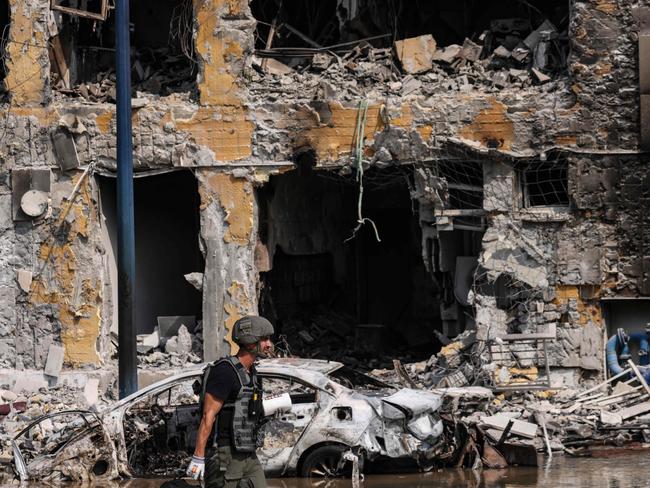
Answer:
[{"left": 12, "top": 358, "right": 476, "bottom": 482}]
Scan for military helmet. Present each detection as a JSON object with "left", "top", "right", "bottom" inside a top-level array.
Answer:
[{"left": 232, "top": 316, "right": 274, "bottom": 346}]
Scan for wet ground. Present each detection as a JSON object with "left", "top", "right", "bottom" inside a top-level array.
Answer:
[{"left": 3, "top": 452, "right": 650, "bottom": 487}]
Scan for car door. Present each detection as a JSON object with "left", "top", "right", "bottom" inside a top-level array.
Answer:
[
  {"left": 122, "top": 376, "right": 201, "bottom": 477},
  {"left": 257, "top": 374, "right": 320, "bottom": 475}
]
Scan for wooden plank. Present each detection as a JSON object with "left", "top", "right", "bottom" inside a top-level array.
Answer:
[
  {"left": 51, "top": 0, "right": 108, "bottom": 20},
  {"left": 574, "top": 368, "right": 632, "bottom": 399},
  {"left": 628, "top": 359, "right": 650, "bottom": 397},
  {"left": 480, "top": 414, "right": 538, "bottom": 439},
  {"left": 49, "top": 35, "right": 70, "bottom": 90}
]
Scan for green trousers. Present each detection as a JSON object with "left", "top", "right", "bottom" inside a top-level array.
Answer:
[{"left": 204, "top": 445, "right": 267, "bottom": 488}]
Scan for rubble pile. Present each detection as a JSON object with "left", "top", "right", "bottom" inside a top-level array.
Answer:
[
  {"left": 132, "top": 323, "right": 203, "bottom": 369},
  {"left": 53, "top": 49, "right": 197, "bottom": 102},
  {"left": 370, "top": 329, "right": 650, "bottom": 463},
  {"left": 369, "top": 330, "right": 488, "bottom": 389},
  {"left": 274, "top": 307, "right": 425, "bottom": 370},
  {"left": 250, "top": 17, "right": 568, "bottom": 102},
  {"left": 0, "top": 381, "right": 111, "bottom": 478}
]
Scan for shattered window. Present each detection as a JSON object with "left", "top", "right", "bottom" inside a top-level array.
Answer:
[
  {"left": 436, "top": 160, "right": 484, "bottom": 210},
  {"left": 262, "top": 375, "right": 317, "bottom": 404},
  {"left": 520, "top": 160, "right": 569, "bottom": 207},
  {"left": 156, "top": 380, "right": 200, "bottom": 407},
  {"left": 49, "top": 0, "right": 197, "bottom": 100}
]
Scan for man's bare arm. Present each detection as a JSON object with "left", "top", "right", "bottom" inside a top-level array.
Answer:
[{"left": 194, "top": 393, "right": 224, "bottom": 457}]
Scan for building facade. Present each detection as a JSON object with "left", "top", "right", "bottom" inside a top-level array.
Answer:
[{"left": 0, "top": 0, "right": 648, "bottom": 391}]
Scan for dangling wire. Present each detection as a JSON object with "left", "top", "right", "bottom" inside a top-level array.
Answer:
[{"left": 346, "top": 100, "right": 381, "bottom": 243}]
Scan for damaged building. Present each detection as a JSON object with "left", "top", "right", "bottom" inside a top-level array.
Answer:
[{"left": 0, "top": 0, "right": 648, "bottom": 417}]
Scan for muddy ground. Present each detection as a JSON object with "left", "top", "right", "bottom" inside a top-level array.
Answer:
[{"left": 3, "top": 451, "right": 650, "bottom": 487}]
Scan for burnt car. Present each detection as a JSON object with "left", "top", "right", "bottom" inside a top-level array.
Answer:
[{"left": 12, "top": 358, "right": 454, "bottom": 482}]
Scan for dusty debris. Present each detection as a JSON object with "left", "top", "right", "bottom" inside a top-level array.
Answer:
[
  {"left": 394, "top": 35, "right": 437, "bottom": 75},
  {"left": 43, "top": 345, "right": 64, "bottom": 379}
]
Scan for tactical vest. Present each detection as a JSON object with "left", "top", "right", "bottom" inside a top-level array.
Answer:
[{"left": 201, "top": 356, "right": 262, "bottom": 453}]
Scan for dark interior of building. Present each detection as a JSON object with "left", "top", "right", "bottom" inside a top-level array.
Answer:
[
  {"left": 258, "top": 164, "right": 441, "bottom": 368},
  {"left": 251, "top": 0, "right": 569, "bottom": 55},
  {"left": 519, "top": 159, "right": 570, "bottom": 207},
  {"left": 51, "top": 0, "right": 196, "bottom": 97},
  {"left": 0, "top": 0, "right": 8, "bottom": 93},
  {"left": 98, "top": 170, "right": 204, "bottom": 334}
]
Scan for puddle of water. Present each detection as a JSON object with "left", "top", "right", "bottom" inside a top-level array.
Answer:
[{"left": 3, "top": 452, "right": 650, "bottom": 488}]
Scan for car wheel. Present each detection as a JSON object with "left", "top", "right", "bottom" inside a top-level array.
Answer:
[{"left": 300, "top": 444, "right": 348, "bottom": 478}]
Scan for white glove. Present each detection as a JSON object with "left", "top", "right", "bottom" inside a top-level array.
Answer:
[{"left": 186, "top": 455, "right": 205, "bottom": 480}]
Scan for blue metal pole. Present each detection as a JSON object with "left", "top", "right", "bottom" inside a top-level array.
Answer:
[{"left": 115, "top": 0, "right": 137, "bottom": 398}]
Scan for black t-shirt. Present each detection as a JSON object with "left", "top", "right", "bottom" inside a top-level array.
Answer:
[{"left": 205, "top": 361, "right": 241, "bottom": 443}]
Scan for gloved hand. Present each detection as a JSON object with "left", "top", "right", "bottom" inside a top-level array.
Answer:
[{"left": 186, "top": 455, "right": 205, "bottom": 480}]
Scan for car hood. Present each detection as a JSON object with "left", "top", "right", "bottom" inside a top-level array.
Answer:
[{"left": 381, "top": 388, "right": 443, "bottom": 416}]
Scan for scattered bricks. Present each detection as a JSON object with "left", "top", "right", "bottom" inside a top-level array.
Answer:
[
  {"left": 44, "top": 344, "right": 65, "bottom": 378},
  {"left": 394, "top": 35, "right": 437, "bottom": 74}
]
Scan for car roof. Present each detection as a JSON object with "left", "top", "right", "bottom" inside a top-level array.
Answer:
[
  {"left": 259, "top": 357, "right": 344, "bottom": 375},
  {"left": 111, "top": 357, "right": 344, "bottom": 409}
]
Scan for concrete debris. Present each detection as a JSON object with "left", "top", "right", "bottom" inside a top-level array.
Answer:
[
  {"left": 157, "top": 316, "right": 196, "bottom": 337},
  {"left": 164, "top": 324, "right": 193, "bottom": 358},
  {"left": 83, "top": 378, "right": 99, "bottom": 407},
  {"left": 15, "top": 270, "right": 32, "bottom": 293},
  {"left": 394, "top": 35, "right": 437, "bottom": 74},
  {"left": 54, "top": 47, "right": 196, "bottom": 101},
  {"left": 183, "top": 273, "right": 204, "bottom": 291},
  {"left": 432, "top": 44, "right": 462, "bottom": 63},
  {"left": 43, "top": 345, "right": 64, "bottom": 379}
]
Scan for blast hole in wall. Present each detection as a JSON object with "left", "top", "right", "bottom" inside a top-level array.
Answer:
[{"left": 258, "top": 165, "right": 440, "bottom": 368}]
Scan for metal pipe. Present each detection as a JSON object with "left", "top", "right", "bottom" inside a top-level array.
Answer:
[{"left": 115, "top": 0, "right": 137, "bottom": 398}]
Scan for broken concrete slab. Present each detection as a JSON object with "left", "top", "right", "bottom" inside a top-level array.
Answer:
[
  {"left": 184, "top": 273, "right": 204, "bottom": 291},
  {"left": 141, "top": 328, "right": 160, "bottom": 348},
  {"left": 165, "top": 325, "right": 192, "bottom": 356},
  {"left": 83, "top": 378, "right": 99, "bottom": 406},
  {"left": 16, "top": 270, "right": 32, "bottom": 293},
  {"left": 394, "top": 35, "right": 437, "bottom": 74},
  {"left": 51, "top": 131, "right": 80, "bottom": 171},
  {"left": 157, "top": 316, "right": 196, "bottom": 337},
  {"left": 432, "top": 44, "right": 461, "bottom": 63},
  {"left": 264, "top": 58, "right": 294, "bottom": 76},
  {"left": 44, "top": 344, "right": 65, "bottom": 378},
  {"left": 619, "top": 401, "right": 650, "bottom": 420},
  {"left": 12, "top": 374, "right": 47, "bottom": 394},
  {"left": 480, "top": 414, "right": 539, "bottom": 439},
  {"left": 532, "top": 68, "right": 551, "bottom": 84},
  {"left": 600, "top": 410, "right": 623, "bottom": 426},
  {"left": 460, "top": 38, "right": 482, "bottom": 62}
]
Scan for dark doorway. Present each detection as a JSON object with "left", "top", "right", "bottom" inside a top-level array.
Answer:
[
  {"left": 258, "top": 165, "right": 440, "bottom": 368},
  {"left": 97, "top": 170, "right": 204, "bottom": 334}
]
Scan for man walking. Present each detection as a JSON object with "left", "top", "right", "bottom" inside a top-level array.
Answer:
[{"left": 186, "top": 315, "right": 274, "bottom": 487}]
